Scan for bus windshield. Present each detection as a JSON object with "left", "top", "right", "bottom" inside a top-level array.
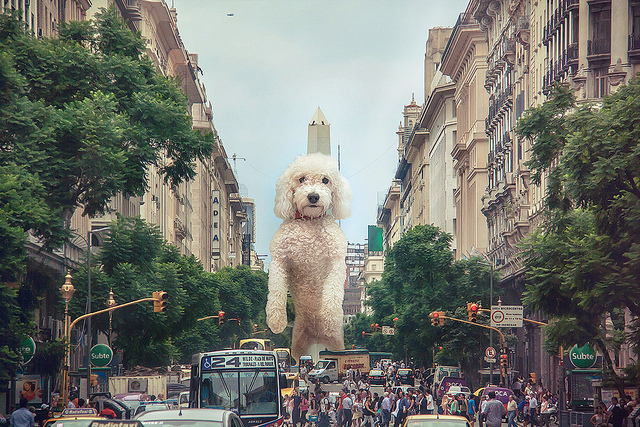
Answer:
[{"left": 200, "top": 370, "right": 278, "bottom": 416}]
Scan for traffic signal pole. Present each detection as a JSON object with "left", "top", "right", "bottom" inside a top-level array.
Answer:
[
  {"left": 436, "top": 314, "right": 508, "bottom": 386},
  {"left": 62, "top": 295, "right": 163, "bottom": 408}
]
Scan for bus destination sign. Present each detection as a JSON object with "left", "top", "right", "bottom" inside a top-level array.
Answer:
[{"left": 201, "top": 354, "right": 276, "bottom": 370}]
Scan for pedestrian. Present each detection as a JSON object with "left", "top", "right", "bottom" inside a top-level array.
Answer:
[
  {"left": 381, "top": 392, "right": 392, "bottom": 427},
  {"left": 482, "top": 391, "right": 506, "bottom": 427},
  {"left": 529, "top": 393, "right": 539, "bottom": 426},
  {"left": 468, "top": 395, "right": 477, "bottom": 427},
  {"left": 337, "top": 390, "right": 346, "bottom": 427},
  {"left": 353, "top": 395, "right": 363, "bottom": 427},
  {"left": 393, "top": 391, "right": 408, "bottom": 427},
  {"left": 608, "top": 397, "right": 626, "bottom": 427},
  {"left": 10, "top": 398, "right": 35, "bottom": 427},
  {"left": 301, "top": 392, "right": 309, "bottom": 427},
  {"left": 292, "top": 390, "right": 302, "bottom": 427},
  {"left": 363, "top": 396, "right": 376, "bottom": 427},
  {"left": 590, "top": 405, "right": 609, "bottom": 427},
  {"left": 507, "top": 395, "right": 518, "bottom": 427},
  {"left": 343, "top": 391, "right": 354, "bottom": 427}
]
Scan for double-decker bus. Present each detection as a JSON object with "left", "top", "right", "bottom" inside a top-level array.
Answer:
[
  {"left": 239, "top": 339, "right": 274, "bottom": 351},
  {"left": 190, "top": 350, "right": 283, "bottom": 427}
]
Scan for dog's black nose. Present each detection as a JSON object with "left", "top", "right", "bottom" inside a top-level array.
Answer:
[{"left": 308, "top": 193, "right": 320, "bottom": 204}]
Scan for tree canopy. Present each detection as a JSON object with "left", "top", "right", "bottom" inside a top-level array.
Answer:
[
  {"left": 344, "top": 224, "right": 496, "bottom": 389},
  {"left": 67, "top": 216, "right": 270, "bottom": 367},
  {"left": 516, "top": 81, "right": 640, "bottom": 388},
  {"left": 0, "top": 7, "right": 213, "bottom": 380}
]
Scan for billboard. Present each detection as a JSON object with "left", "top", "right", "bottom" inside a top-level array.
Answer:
[{"left": 368, "top": 225, "right": 383, "bottom": 252}]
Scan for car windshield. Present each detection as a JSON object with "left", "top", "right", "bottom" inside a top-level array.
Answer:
[
  {"left": 137, "top": 421, "right": 224, "bottom": 427},
  {"left": 314, "top": 361, "right": 330, "bottom": 369},
  {"left": 200, "top": 370, "right": 278, "bottom": 415}
]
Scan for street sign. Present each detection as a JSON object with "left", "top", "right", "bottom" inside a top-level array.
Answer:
[
  {"left": 19, "top": 337, "right": 36, "bottom": 364},
  {"left": 382, "top": 326, "right": 395, "bottom": 335},
  {"left": 490, "top": 305, "right": 523, "bottom": 327},
  {"left": 90, "top": 344, "right": 113, "bottom": 367},
  {"left": 569, "top": 344, "right": 597, "bottom": 368},
  {"left": 485, "top": 347, "right": 496, "bottom": 358},
  {"left": 484, "top": 357, "right": 496, "bottom": 363}
]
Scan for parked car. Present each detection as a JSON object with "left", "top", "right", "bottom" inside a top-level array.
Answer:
[
  {"left": 134, "top": 402, "right": 171, "bottom": 417},
  {"left": 368, "top": 369, "right": 386, "bottom": 386},
  {"left": 91, "top": 396, "right": 133, "bottom": 419},
  {"left": 397, "top": 369, "right": 414, "bottom": 385},
  {"left": 446, "top": 385, "right": 473, "bottom": 399},
  {"left": 135, "top": 408, "right": 243, "bottom": 427},
  {"left": 43, "top": 408, "right": 104, "bottom": 427}
]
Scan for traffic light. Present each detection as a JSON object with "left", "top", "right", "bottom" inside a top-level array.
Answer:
[
  {"left": 529, "top": 372, "right": 536, "bottom": 384},
  {"left": 253, "top": 323, "right": 258, "bottom": 332},
  {"left": 467, "top": 302, "right": 479, "bottom": 322},
  {"left": 430, "top": 311, "right": 441, "bottom": 326},
  {"left": 218, "top": 311, "right": 225, "bottom": 325},
  {"left": 437, "top": 311, "right": 445, "bottom": 326},
  {"left": 500, "top": 347, "right": 509, "bottom": 370},
  {"left": 153, "top": 291, "right": 167, "bottom": 312},
  {"left": 362, "top": 331, "right": 366, "bottom": 337},
  {"left": 90, "top": 374, "right": 98, "bottom": 386}
]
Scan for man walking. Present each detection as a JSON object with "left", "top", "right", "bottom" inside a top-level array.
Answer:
[
  {"left": 482, "top": 392, "right": 506, "bottom": 427},
  {"left": 381, "top": 392, "right": 392, "bottom": 427},
  {"left": 10, "top": 398, "right": 35, "bottom": 427}
]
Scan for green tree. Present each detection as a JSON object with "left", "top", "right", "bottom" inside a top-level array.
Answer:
[
  {"left": 354, "top": 225, "right": 494, "bottom": 388},
  {"left": 517, "top": 81, "right": 640, "bottom": 392},
  {"left": 0, "top": 7, "right": 214, "bottom": 379}
]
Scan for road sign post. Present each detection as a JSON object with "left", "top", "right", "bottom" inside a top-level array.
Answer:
[
  {"left": 382, "top": 326, "right": 395, "bottom": 335},
  {"left": 490, "top": 305, "right": 523, "bottom": 327}
]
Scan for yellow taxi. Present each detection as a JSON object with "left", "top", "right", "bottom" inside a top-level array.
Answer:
[
  {"left": 403, "top": 414, "right": 470, "bottom": 427},
  {"left": 43, "top": 408, "right": 105, "bottom": 427}
]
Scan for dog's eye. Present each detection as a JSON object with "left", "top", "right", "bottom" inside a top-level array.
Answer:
[
  {"left": 322, "top": 177, "right": 329, "bottom": 184},
  {"left": 299, "top": 177, "right": 306, "bottom": 183}
]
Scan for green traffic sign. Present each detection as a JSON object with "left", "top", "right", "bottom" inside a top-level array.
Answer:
[
  {"left": 20, "top": 337, "right": 36, "bottom": 364},
  {"left": 90, "top": 344, "right": 113, "bottom": 367},
  {"left": 569, "top": 344, "right": 597, "bottom": 368}
]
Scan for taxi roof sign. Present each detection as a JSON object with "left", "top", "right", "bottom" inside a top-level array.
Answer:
[
  {"left": 89, "top": 421, "right": 143, "bottom": 427},
  {"left": 61, "top": 408, "right": 98, "bottom": 416}
]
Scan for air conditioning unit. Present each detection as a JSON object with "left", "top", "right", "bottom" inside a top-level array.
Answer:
[{"left": 128, "top": 378, "right": 148, "bottom": 393}]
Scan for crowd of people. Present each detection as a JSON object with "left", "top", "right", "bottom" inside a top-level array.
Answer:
[{"left": 279, "top": 368, "right": 638, "bottom": 427}]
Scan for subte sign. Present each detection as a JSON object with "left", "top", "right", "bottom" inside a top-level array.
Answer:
[{"left": 490, "top": 305, "right": 523, "bottom": 328}]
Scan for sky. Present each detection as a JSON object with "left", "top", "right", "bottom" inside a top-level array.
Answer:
[{"left": 173, "top": 0, "right": 470, "bottom": 268}]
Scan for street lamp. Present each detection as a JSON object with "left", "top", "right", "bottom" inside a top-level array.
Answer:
[
  {"left": 60, "top": 271, "right": 76, "bottom": 408},
  {"left": 470, "top": 246, "right": 494, "bottom": 385},
  {"left": 107, "top": 289, "right": 116, "bottom": 346}
]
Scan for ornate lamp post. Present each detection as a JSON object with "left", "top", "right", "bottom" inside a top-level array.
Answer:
[
  {"left": 60, "top": 271, "right": 76, "bottom": 408},
  {"left": 107, "top": 289, "right": 116, "bottom": 346}
]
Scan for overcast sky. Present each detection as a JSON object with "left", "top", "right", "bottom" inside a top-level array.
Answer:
[{"left": 173, "top": 0, "right": 469, "bottom": 268}]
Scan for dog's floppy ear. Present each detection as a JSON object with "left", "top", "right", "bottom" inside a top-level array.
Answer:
[
  {"left": 331, "top": 174, "right": 352, "bottom": 220},
  {"left": 274, "top": 169, "right": 296, "bottom": 219}
]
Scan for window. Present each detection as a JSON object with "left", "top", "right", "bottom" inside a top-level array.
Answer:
[{"left": 594, "top": 67, "right": 609, "bottom": 98}]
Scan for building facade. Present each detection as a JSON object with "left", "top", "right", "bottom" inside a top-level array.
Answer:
[{"left": 440, "top": 11, "right": 491, "bottom": 259}]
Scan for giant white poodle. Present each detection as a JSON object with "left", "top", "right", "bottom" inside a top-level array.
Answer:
[{"left": 266, "top": 153, "right": 352, "bottom": 361}]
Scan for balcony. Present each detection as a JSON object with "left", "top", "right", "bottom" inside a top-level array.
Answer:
[
  {"left": 564, "top": 0, "right": 579, "bottom": 12},
  {"left": 629, "top": 34, "right": 640, "bottom": 61},
  {"left": 587, "top": 37, "right": 611, "bottom": 65}
]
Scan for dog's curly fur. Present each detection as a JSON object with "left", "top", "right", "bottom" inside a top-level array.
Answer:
[{"left": 266, "top": 153, "right": 352, "bottom": 361}]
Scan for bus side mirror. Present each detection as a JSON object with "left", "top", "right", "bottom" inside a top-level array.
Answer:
[{"left": 279, "top": 373, "right": 287, "bottom": 388}]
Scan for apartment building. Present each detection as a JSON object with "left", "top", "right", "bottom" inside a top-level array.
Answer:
[
  {"left": 0, "top": 0, "right": 90, "bottom": 37},
  {"left": 440, "top": 11, "right": 491, "bottom": 259}
]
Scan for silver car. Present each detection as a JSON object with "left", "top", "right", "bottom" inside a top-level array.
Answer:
[{"left": 134, "top": 408, "right": 243, "bottom": 427}]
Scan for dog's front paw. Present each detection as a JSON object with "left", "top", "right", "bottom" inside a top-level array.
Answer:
[{"left": 266, "top": 309, "right": 288, "bottom": 334}]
